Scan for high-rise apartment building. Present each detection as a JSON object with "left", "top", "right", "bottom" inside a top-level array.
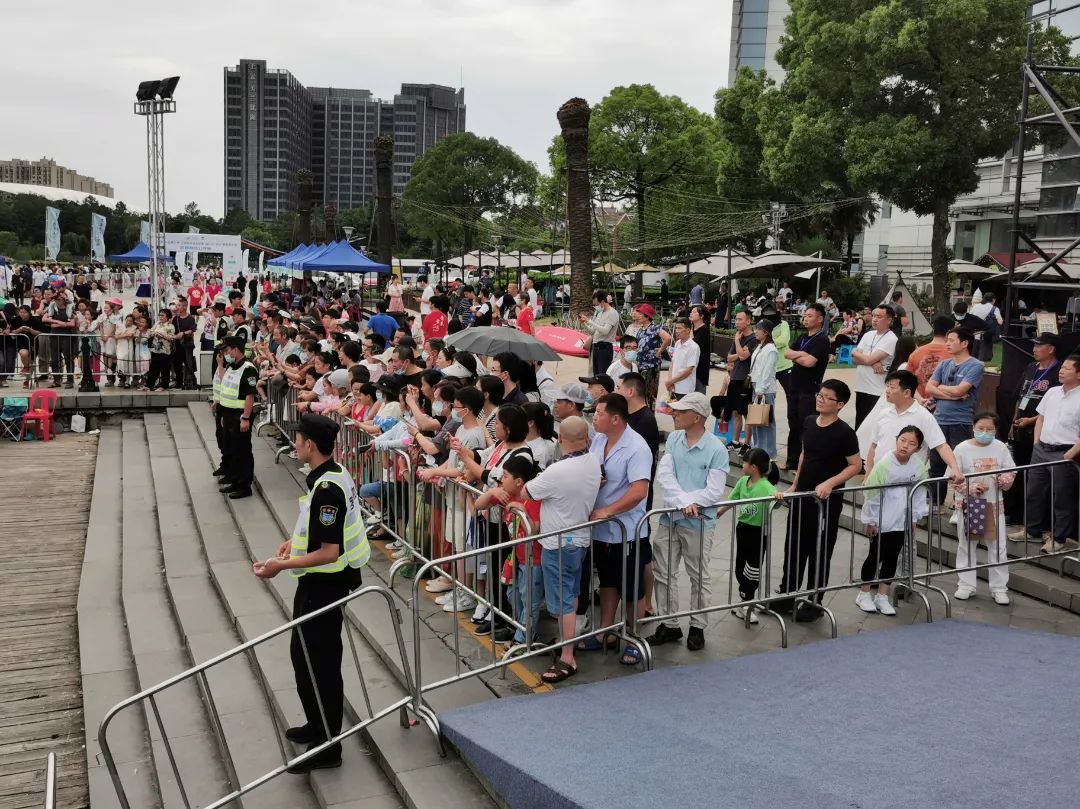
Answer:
[
  {"left": 224, "top": 59, "right": 466, "bottom": 221},
  {"left": 728, "top": 0, "right": 789, "bottom": 86},
  {"left": 0, "top": 157, "right": 114, "bottom": 198}
]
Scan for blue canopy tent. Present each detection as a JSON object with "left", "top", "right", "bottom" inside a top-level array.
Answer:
[
  {"left": 289, "top": 242, "right": 338, "bottom": 274},
  {"left": 267, "top": 243, "right": 307, "bottom": 268},
  {"left": 301, "top": 241, "right": 390, "bottom": 317},
  {"left": 108, "top": 242, "right": 175, "bottom": 264}
]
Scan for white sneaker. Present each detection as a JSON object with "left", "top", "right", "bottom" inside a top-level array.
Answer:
[
  {"left": 391, "top": 548, "right": 408, "bottom": 560},
  {"left": 426, "top": 577, "right": 454, "bottom": 594},
  {"left": 364, "top": 514, "right": 382, "bottom": 527},
  {"left": 874, "top": 593, "right": 897, "bottom": 616},
  {"left": 992, "top": 590, "right": 1011, "bottom": 606},
  {"left": 732, "top": 606, "right": 759, "bottom": 624},
  {"left": 855, "top": 591, "right": 878, "bottom": 613},
  {"left": 574, "top": 613, "right": 590, "bottom": 635},
  {"left": 470, "top": 602, "right": 489, "bottom": 622},
  {"left": 442, "top": 588, "right": 477, "bottom": 613},
  {"left": 387, "top": 540, "right": 402, "bottom": 550},
  {"left": 434, "top": 591, "right": 456, "bottom": 606},
  {"left": 953, "top": 586, "right": 975, "bottom": 601}
]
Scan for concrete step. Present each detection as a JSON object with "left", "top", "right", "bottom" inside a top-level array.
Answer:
[
  {"left": 117, "top": 418, "right": 231, "bottom": 808},
  {"left": 143, "top": 413, "right": 320, "bottom": 809},
  {"left": 78, "top": 426, "right": 160, "bottom": 809},
  {"left": 180, "top": 404, "right": 496, "bottom": 809},
  {"left": 167, "top": 406, "right": 406, "bottom": 809}
]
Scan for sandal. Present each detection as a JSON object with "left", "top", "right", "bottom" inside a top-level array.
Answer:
[
  {"left": 541, "top": 659, "right": 577, "bottom": 684},
  {"left": 576, "top": 633, "right": 618, "bottom": 653},
  {"left": 619, "top": 646, "right": 643, "bottom": 667}
]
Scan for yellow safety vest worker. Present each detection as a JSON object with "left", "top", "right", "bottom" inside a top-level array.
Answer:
[
  {"left": 218, "top": 360, "right": 255, "bottom": 409},
  {"left": 211, "top": 366, "right": 223, "bottom": 404},
  {"left": 231, "top": 324, "right": 254, "bottom": 359},
  {"left": 289, "top": 467, "right": 369, "bottom": 577}
]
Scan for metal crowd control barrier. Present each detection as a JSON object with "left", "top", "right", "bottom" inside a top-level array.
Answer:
[
  {"left": 907, "top": 457, "right": 1080, "bottom": 615},
  {"left": 636, "top": 492, "right": 828, "bottom": 649},
  {"left": 98, "top": 585, "right": 429, "bottom": 809},
  {"left": 3, "top": 333, "right": 188, "bottom": 390},
  {"left": 403, "top": 508, "right": 645, "bottom": 740},
  {"left": 257, "top": 382, "right": 299, "bottom": 462}
]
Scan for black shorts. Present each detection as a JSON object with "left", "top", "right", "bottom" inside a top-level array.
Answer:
[
  {"left": 593, "top": 540, "right": 646, "bottom": 601},
  {"left": 726, "top": 378, "right": 752, "bottom": 416}
]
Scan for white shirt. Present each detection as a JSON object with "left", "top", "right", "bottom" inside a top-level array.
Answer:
[
  {"left": 970, "top": 301, "right": 1002, "bottom": 325},
  {"left": 854, "top": 328, "right": 898, "bottom": 396},
  {"left": 525, "top": 452, "right": 602, "bottom": 548},
  {"left": 527, "top": 287, "right": 539, "bottom": 313},
  {"left": 869, "top": 401, "right": 947, "bottom": 466},
  {"left": 606, "top": 358, "right": 637, "bottom": 382},
  {"left": 1037, "top": 384, "right": 1080, "bottom": 446},
  {"left": 420, "top": 284, "right": 434, "bottom": 316},
  {"left": 669, "top": 337, "right": 700, "bottom": 396}
]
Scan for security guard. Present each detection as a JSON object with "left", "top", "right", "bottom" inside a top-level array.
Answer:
[
  {"left": 253, "top": 414, "right": 369, "bottom": 772},
  {"left": 210, "top": 348, "right": 230, "bottom": 479},
  {"left": 217, "top": 335, "right": 257, "bottom": 499}
]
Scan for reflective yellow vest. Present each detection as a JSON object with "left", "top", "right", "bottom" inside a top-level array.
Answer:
[
  {"left": 211, "top": 369, "right": 223, "bottom": 403},
  {"left": 289, "top": 466, "right": 369, "bottom": 577},
  {"left": 218, "top": 360, "right": 255, "bottom": 409}
]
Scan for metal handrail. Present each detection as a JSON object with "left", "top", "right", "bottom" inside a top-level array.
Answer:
[
  {"left": 43, "top": 751, "right": 56, "bottom": 809},
  {"left": 98, "top": 584, "right": 426, "bottom": 809}
]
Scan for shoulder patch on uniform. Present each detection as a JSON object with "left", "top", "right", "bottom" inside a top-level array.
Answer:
[
  {"left": 320, "top": 480, "right": 330, "bottom": 488},
  {"left": 319, "top": 505, "right": 339, "bottom": 526}
]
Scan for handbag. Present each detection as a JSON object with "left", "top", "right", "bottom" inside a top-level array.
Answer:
[
  {"left": 963, "top": 495, "right": 990, "bottom": 538},
  {"left": 745, "top": 396, "right": 771, "bottom": 428}
]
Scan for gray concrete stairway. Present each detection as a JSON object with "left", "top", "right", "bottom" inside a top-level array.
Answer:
[{"left": 180, "top": 403, "right": 496, "bottom": 809}]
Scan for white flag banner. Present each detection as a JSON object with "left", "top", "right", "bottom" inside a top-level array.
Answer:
[
  {"left": 140, "top": 220, "right": 151, "bottom": 245},
  {"left": 258, "top": 250, "right": 265, "bottom": 275},
  {"left": 242, "top": 249, "right": 250, "bottom": 277},
  {"left": 188, "top": 225, "right": 200, "bottom": 272},
  {"left": 90, "top": 213, "right": 107, "bottom": 262},
  {"left": 45, "top": 207, "right": 61, "bottom": 261}
]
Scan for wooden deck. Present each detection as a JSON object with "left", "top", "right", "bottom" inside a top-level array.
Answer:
[{"left": 0, "top": 434, "right": 97, "bottom": 809}]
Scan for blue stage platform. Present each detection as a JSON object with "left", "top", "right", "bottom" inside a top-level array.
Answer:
[{"left": 441, "top": 621, "right": 1080, "bottom": 809}]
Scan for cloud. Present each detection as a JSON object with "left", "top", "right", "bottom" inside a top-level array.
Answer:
[{"left": 4, "top": 0, "right": 733, "bottom": 218}]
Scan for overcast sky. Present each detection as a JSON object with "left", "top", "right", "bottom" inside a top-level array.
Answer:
[{"left": 5, "top": 0, "right": 733, "bottom": 218}]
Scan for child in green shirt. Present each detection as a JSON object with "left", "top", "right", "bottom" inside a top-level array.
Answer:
[{"left": 718, "top": 448, "right": 779, "bottom": 624}]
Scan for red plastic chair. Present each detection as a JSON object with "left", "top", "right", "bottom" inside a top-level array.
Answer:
[{"left": 20, "top": 389, "right": 58, "bottom": 442}]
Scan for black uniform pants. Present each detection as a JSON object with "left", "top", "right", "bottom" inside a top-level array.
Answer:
[
  {"left": 784, "top": 388, "right": 817, "bottom": 469},
  {"left": 221, "top": 409, "right": 253, "bottom": 487},
  {"left": 290, "top": 574, "right": 358, "bottom": 751},
  {"left": 214, "top": 404, "right": 229, "bottom": 471},
  {"left": 779, "top": 491, "right": 843, "bottom": 603},
  {"left": 1004, "top": 427, "right": 1034, "bottom": 524}
]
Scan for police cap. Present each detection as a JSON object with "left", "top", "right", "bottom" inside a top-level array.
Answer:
[{"left": 296, "top": 414, "right": 339, "bottom": 446}]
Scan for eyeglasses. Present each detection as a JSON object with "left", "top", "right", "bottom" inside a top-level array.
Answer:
[{"left": 815, "top": 391, "right": 838, "bottom": 403}]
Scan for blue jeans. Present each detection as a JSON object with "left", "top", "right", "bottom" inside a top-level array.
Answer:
[
  {"left": 510, "top": 560, "right": 545, "bottom": 643},
  {"left": 751, "top": 392, "right": 777, "bottom": 459}
]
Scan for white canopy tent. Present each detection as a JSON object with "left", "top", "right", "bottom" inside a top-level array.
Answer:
[{"left": 880, "top": 277, "right": 932, "bottom": 337}]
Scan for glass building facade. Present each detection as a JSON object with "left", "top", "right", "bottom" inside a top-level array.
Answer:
[{"left": 728, "top": 0, "right": 790, "bottom": 86}]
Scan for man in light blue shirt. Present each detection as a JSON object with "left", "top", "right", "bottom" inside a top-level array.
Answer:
[
  {"left": 651, "top": 393, "right": 729, "bottom": 650},
  {"left": 925, "top": 326, "right": 985, "bottom": 498},
  {"left": 587, "top": 393, "right": 652, "bottom": 664}
]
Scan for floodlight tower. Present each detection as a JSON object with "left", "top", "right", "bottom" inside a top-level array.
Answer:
[{"left": 134, "top": 76, "right": 179, "bottom": 312}]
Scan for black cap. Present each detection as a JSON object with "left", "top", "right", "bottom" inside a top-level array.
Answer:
[
  {"left": 223, "top": 335, "right": 246, "bottom": 350},
  {"left": 296, "top": 414, "right": 339, "bottom": 445},
  {"left": 1034, "top": 332, "right": 1058, "bottom": 349},
  {"left": 375, "top": 375, "right": 403, "bottom": 396},
  {"left": 578, "top": 374, "right": 615, "bottom": 393}
]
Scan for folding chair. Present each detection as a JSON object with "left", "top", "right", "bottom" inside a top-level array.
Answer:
[{"left": 0, "top": 397, "right": 29, "bottom": 441}]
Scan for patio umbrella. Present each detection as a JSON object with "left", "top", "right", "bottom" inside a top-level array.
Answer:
[
  {"left": 731, "top": 249, "right": 842, "bottom": 278},
  {"left": 624, "top": 262, "right": 658, "bottom": 274},
  {"left": 912, "top": 260, "right": 1001, "bottom": 279},
  {"left": 444, "top": 325, "right": 561, "bottom": 361}
]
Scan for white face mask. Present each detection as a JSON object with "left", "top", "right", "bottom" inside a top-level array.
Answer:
[{"left": 432, "top": 400, "right": 446, "bottom": 416}]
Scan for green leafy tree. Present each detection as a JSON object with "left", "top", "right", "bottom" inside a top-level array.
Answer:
[
  {"left": 403, "top": 132, "right": 538, "bottom": 255},
  {"left": 552, "top": 84, "right": 719, "bottom": 288},
  {"left": 776, "top": 0, "right": 1030, "bottom": 311}
]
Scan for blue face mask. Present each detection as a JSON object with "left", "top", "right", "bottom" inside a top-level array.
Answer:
[
  {"left": 624, "top": 350, "right": 638, "bottom": 362},
  {"left": 974, "top": 431, "right": 995, "bottom": 446},
  {"left": 584, "top": 393, "right": 594, "bottom": 407}
]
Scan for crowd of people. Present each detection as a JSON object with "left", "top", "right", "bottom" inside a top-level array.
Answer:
[{"left": 227, "top": 269, "right": 1080, "bottom": 688}]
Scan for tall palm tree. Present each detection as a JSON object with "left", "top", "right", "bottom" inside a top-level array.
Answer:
[{"left": 558, "top": 98, "right": 593, "bottom": 313}]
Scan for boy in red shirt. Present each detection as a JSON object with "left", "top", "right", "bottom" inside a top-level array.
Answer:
[{"left": 473, "top": 454, "right": 542, "bottom": 648}]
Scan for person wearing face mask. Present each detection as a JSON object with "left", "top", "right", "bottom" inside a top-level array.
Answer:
[
  {"left": 605, "top": 334, "right": 639, "bottom": 383},
  {"left": 950, "top": 411, "right": 1017, "bottom": 605}
]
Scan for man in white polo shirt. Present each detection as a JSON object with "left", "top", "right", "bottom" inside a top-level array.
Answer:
[
  {"left": 665, "top": 317, "right": 699, "bottom": 400},
  {"left": 1021, "top": 354, "right": 1080, "bottom": 553},
  {"left": 866, "top": 370, "right": 961, "bottom": 479},
  {"left": 852, "top": 305, "right": 899, "bottom": 428}
]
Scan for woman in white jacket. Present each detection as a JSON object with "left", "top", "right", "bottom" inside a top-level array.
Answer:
[{"left": 748, "top": 319, "right": 779, "bottom": 458}]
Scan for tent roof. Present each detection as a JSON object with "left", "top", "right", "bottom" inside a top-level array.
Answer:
[
  {"left": 108, "top": 242, "right": 174, "bottom": 263},
  {"left": 881, "top": 277, "right": 932, "bottom": 337},
  {"left": 301, "top": 240, "right": 390, "bottom": 273}
]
